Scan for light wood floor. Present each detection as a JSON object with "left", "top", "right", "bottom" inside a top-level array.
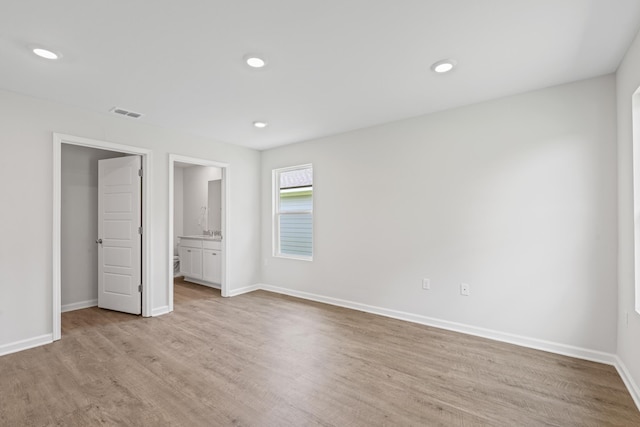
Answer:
[{"left": 1, "top": 279, "right": 639, "bottom": 426}]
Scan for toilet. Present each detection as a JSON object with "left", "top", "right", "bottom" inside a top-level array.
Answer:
[{"left": 173, "top": 255, "right": 180, "bottom": 277}]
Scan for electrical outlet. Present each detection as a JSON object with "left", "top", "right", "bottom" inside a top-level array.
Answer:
[
  {"left": 422, "top": 278, "right": 430, "bottom": 290},
  {"left": 460, "top": 283, "right": 470, "bottom": 296}
]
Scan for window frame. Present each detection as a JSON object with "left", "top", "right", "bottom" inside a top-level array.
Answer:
[{"left": 272, "top": 164, "right": 313, "bottom": 261}]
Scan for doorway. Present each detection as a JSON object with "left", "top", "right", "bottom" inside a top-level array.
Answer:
[
  {"left": 52, "top": 133, "right": 152, "bottom": 341},
  {"left": 168, "top": 154, "right": 229, "bottom": 311}
]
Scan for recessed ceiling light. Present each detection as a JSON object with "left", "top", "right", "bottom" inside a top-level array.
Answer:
[
  {"left": 245, "top": 55, "right": 266, "bottom": 68},
  {"left": 253, "top": 121, "right": 268, "bottom": 128},
  {"left": 32, "top": 48, "right": 59, "bottom": 60},
  {"left": 431, "top": 59, "right": 456, "bottom": 73}
]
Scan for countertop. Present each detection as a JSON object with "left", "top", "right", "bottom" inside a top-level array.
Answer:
[{"left": 178, "top": 235, "right": 222, "bottom": 241}]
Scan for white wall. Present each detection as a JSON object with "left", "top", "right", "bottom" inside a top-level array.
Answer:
[
  {"left": 616, "top": 29, "right": 640, "bottom": 398},
  {"left": 61, "top": 145, "right": 125, "bottom": 309},
  {"left": 182, "top": 166, "right": 221, "bottom": 236},
  {"left": 0, "top": 89, "right": 261, "bottom": 352},
  {"left": 173, "top": 167, "right": 184, "bottom": 255},
  {"left": 208, "top": 180, "right": 222, "bottom": 233},
  {"left": 261, "top": 75, "right": 618, "bottom": 354}
]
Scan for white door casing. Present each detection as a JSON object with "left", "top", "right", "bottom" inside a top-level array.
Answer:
[
  {"left": 98, "top": 156, "right": 142, "bottom": 315},
  {"left": 168, "top": 154, "right": 229, "bottom": 307}
]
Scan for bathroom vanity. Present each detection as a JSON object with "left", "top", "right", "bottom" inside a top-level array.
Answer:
[{"left": 178, "top": 236, "right": 222, "bottom": 287}]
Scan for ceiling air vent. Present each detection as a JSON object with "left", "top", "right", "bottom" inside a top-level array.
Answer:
[{"left": 110, "top": 107, "right": 144, "bottom": 119}]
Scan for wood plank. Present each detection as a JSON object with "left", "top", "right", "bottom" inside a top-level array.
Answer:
[{"left": 0, "top": 277, "right": 638, "bottom": 426}]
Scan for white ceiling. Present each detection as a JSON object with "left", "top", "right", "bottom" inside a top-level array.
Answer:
[{"left": 2, "top": 1, "right": 640, "bottom": 150}]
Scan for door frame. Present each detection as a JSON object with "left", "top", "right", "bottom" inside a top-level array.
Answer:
[
  {"left": 169, "top": 154, "right": 230, "bottom": 308},
  {"left": 52, "top": 133, "right": 152, "bottom": 341}
]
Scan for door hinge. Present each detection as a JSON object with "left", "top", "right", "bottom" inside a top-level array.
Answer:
[
  {"left": 138, "top": 284, "right": 142, "bottom": 292},
  {"left": 138, "top": 226, "right": 143, "bottom": 235},
  {"left": 138, "top": 168, "right": 143, "bottom": 177}
]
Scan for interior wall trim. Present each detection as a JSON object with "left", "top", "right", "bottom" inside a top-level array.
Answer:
[
  {"left": 61, "top": 299, "right": 98, "bottom": 313},
  {"left": 257, "top": 284, "right": 618, "bottom": 365},
  {"left": 227, "top": 284, "right": 260, "bottom": 297},
  {"left": 257, "top": 284, "right": 640, "bottom": 405},
  {"left": 615, "top": 356, "right": 640, "bottom": 411},
  {"left": 151, "top": 305, "right": 170, "bottom": 317},
  {"left": 5, "top": 282, "right": 636, "bottom": 412},
  {"left": 0, "top": 334, "right": 53, "bottom": 357}
]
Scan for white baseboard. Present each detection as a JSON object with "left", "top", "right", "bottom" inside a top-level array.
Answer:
[
  {"left": 184, "top": 277, "right": 221, "bottom": 289},
  {"left": 614, "top": 357, "right": 640, "bottom": 412},
  {"left": 151, "top": 305, "right": 170, "bottom": 317},
  {"left": 0, "top": 334, "right": 53, "bottom": 357},
  {"left": 259, "top": 284, "right": 618, "bottom": 367},
  {"left": 5, "top": 284, "right": 636, "bottom": 412},
  {"left": 227, "top": 284, "right": 261, "bottom": 297},
  {"left": 61, "top": 299, "right": 98, "bottom": 313},
  {"left": 182, "top": 278, "right": 259, "bottom": 297}
]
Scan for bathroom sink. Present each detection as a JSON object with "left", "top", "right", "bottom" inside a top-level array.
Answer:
[{"left": 179, "top": 235, "right": 222, "bottom": 241}]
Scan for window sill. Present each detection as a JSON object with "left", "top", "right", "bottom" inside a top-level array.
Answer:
[{"left": 274, "top": 254, "right": 313, "bottom": 262}]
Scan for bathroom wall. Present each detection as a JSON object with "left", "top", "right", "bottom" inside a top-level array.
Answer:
[
  {"left": 208, "top": 179, "right": 222, "bottom": 233},
  {"left": 61, "top": 145, "right": 126, "bottom": 311},
  {"left": 173, "top": 167, "right": 184, "bottom": 255},
  {"left": 182, "top": 165, "right": 221, "bottom": 236}
]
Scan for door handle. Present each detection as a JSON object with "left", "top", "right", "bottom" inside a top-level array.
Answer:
[{"left": 96, "top": 238, "right": 103, "bottom": 244}]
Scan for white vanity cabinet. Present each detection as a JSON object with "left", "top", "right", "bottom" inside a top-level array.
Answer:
[
  {"left": 202, "top": 248, "right": 221, "bottom": 284},
  {"left": 179, "top": 240, "right": 203, "bottom": 279},
  {"left": 179, "top": 237, "right": 222, "bottom": 287}
]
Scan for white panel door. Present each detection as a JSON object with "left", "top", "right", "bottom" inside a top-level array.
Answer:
[{"left": 98, "top": 156, "right": 142, "bottom": 315}]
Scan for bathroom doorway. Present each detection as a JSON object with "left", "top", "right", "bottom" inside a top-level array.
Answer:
[{"left": 168, "top": 154, "right": 229, "bottom": 311}]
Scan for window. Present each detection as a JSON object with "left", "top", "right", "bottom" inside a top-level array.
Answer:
[{"left": 273, "top": 164, "right": 313, "bottom": 260}]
